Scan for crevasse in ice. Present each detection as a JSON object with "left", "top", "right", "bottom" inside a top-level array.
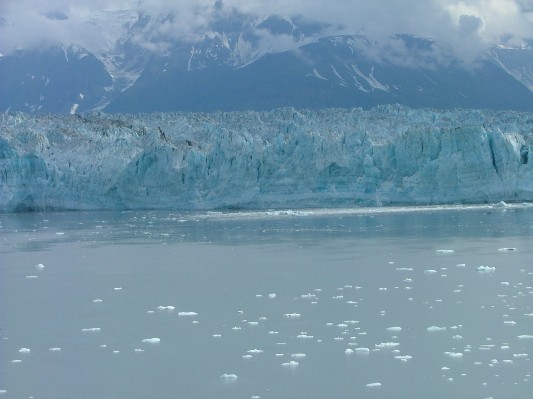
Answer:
[{"left": 1, "top": 105, "right": 532, "bottom": 211}]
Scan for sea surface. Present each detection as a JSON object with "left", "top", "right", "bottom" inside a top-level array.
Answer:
[{"left": 1, "top": 205, "right": 533, "bottom": 399}]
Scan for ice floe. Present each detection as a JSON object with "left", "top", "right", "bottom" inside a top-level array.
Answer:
[
  {"left": 18, "top": 348, "right": 30, "bottom": 353},
  {"left": 178, "top": 311, "right": 198, "bottom": 316},
  {"left": 220, "top": 373, "right": 238, "bottom": 380},
  {"left": 142, "top": 338, "right": 160, "bottom": 344},
  {"left": 35, "top": 263, "right": 45, "bottom": 270},
  {"left": 427, "top": 326, "right": 446, "bottom": 332},
  {"left": 281, "top": 361, "right": 299, "bottom": 368},
  {"left": 366, "top": 382, "right": 382, "bottom": 388},
  {"left": 82, "top": 328, "right": 101, "bottom": 332},
  {"left": 157, "top": 305, "right": 176, "bottom": 311},
  {"left": 284, "top": 313, "right": 301, "bottom": 318}
]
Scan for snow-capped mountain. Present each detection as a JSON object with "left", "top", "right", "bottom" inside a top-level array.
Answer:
[{"left": 1, "top": 8, "right": 532, "bottom": 114}]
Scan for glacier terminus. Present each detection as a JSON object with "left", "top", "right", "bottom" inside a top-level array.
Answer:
[{"left": 1, "top": 105, "right": 532, "bottom": 212}]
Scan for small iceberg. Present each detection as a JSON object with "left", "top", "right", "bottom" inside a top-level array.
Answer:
[
  {"left": 436, "top": 249, "right": 454, "bottom": 254},
  {"left": 142, "top": 338, "right": 160, "bottom": 344},
  {"left": 82, "top": 328, "right": 101, "bottom": 332},
  {"left": 220, "top": 373, "right": 238, "bottom": 380},
  {"left": 477, "top": 266, "right": 495, "bottom": 272},
  {"left": 18, "top": 348, "right": 30, "bottom": 353},
  {"left": 35, "top": 263, "right": 45, "bottom": 270},
  {"left": 445, "top": 352, "right": 464, "bottom": 358},
  {"left": 157, "top": 305, "right": 176, "bottom": 311},
  {"left": 178, "top": 311, "right": 198, "bottom": 316},
  {"left": 427, "top": 326, "right": 446, "bottom": 332},
  {"left": 281, "top": 360, "right": 299, "bottom": 368},
  {"left": 284, "top": 313, "right": 301, "bottom": 318},
  {"left": 366, "top": 382, "right": 382, "bottom": 388},
  {"left": 498, "top": 248, "right": 516, "bottom": 252}
]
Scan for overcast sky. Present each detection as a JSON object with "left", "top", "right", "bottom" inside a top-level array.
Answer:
[{"left": 1, "top": 0, "right": 532, "bottom": 61}]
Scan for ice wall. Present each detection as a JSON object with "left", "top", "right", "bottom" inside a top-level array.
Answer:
[{"left": 1, "top": 106, "right": 533, "bottom": 212}]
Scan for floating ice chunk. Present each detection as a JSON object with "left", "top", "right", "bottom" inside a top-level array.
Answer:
[
  {"left": 0, "top": 390, "right": 6, "bottom": 394},
  {"left": 49, "top": 347, "right": 61, "bottom": 351},
  {"left": 248, "top": 322, "right": 259, "bottom": 326},
  {"left": 427, "top": 326, "right": 446, "bottom": 332},
  {"left": 477, "top": 266, "right": 495, "bottom": 272},
  {"left": 281, "top": 361, "right": 299, "bottom": 368},
  {"left": 82, "top": 328, "right": 101, "bottom": 332},
  {"left": 375, "top": 342, "right": 400, "bottom": 349},
  {"left": 395, "top": 355, "right": 413, "bottom": 362},
  {"left": 297, "top": 334, "right": 313, "bottom": 339},
  {"left": 513, "top": 353, "right": 528, "bottom": 358},
  {"left": 436, "top": 250, "right": 454, "bottom": 254},
  {"left": 18, "top": 348, "right": 30, "bottom": 353},
  {"left": 366, "top": 382, "right": 382, "bottom": 388},
  {"left": 337, "top": 323, "right": 348, "bottom": 328},
  {"left": 504, "top": 321, "right": 516, "bottom": 325},
  {"left": 25, "top": 275, "right": 38, "bottom": 279},
  {"left": 345, "top": 349, "right": 354, "bottom": 355},
  {"left": 35, "top": 263, "right": 45, "bottom": 270},
  {"left": 242, "top": 354, "right": 253, "bottom": 359},
  {"left": 268, "top": 293, "right": 276, "bottom": 298},
  {"left": 92, "top": 299, "right": 103, "bottom": 303},
  {"left": 492, "top": 201, "right": 509, "bottom": 208},
  {"left": 247, "top": 349, "right": 263, "bottom": 354},
  {"left": 387, "top": 327, "right": 402, "bottom": 332},
  {"left": 114, "top": 287, "right": 122, "bottom": 291},
  {"left": 255, "top": 294, "right": 262, "bottom": 298},
  {"left": 10, "top": 360, "right": 22, "bottom": 363},
  {"left": 134, "top": 349, "right": 144, "bottom": 352},
  {"left": 220, "top": 374, "right": 238, "bottom": 380},
  {"left": 113, "top": 350, "right": 120, "bottom": 354},
  {"left": 259, "top": 317, "right": 267, "bottom": 321},
  {"left": 456, "top": 263, "right": 466, "bottom": 267},
  {"left": 518, "top": 335, "right": 533, "bottom": 339},
  {"left": 268, "top": 331, "right": 278, "bottom": 334},
  {"left": 452, "top": 335, "right": 463, "bottom": 340},
  {"left": 291, "top": 353, "right": 306, "bottom": 359},
  {"left": 332, "top": 295, "right": 343, "bottom": 299},
  {"left": 100, "top": 345, "right": 107, "bottom": 348},
  {"left": 344, "top": 320, "right": 359, "bottom": 324},
  {"left": 232, "top": 326, "right": 241, "bottom": 330},
  {"left": 498, "top": 248, "right": 516, "bottom": 252},
  {"left": 424, "top": 270, "right": 438, "bottom": 274},
  {"left": 178, "top": 311, "right": 198, "bottom": 316},
  {"left": 284, "top": 313, "right": 301, "bottom": 318},
  {"left": 301, "top": 293, "right": 316, "bottom": 299},
  {"left": 142, "top": 338, "right": 160, "bottom": 344},
  {"left": 157, "top": 306, "right": 176, "bottom": 311},
  {"left": 445, "top": 352, "right": 464, "bottom": 358},
  {"left": 212, "top": 334, "right": 222, "bottom": 338}
]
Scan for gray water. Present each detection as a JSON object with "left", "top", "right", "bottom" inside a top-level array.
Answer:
[{"left": 1, "top": 205, "right": 533, "bottom": 399}]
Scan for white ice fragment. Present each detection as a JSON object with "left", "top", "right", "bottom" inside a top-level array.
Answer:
[
  {"left": 212, "top": 334, "right": 222, "bottom": 338},
  {"left": 268, "top": 331, "right": 279, "bottom": 334},
  {"left": 268, "top": 293, "right": 276, "bottom": 298},
  {"left": 220, "top": 374, "right": 238, "bottom": 380},
  {"left": 427, "top": 326, "right": 446, "bottom": 332},
  {"left": 92, "top": 299, "right": 103, "bottom": 303},
  {"left": 49, "top": 347, "right": 61, "bottom": 351},
  {"left": 518, "top": 335, "right": 533, "bottom": 339},
  {"left": 477, "top": 266, "right": 495, "bottom": 272},
  {"left": 375, "top": 342, "right": 400, "bottom": 349},
  {"left": 513, "top": 353, "right": 528, "bottom": 358},
  {"left": 134, "top": 349, "right": 144, "bottom": 352},
  {"left": 345, "top": 349, "right": 354, "bottom": 355},
  {"left": 297, "top": 334, "right": 313, "bottom": 339},
  {"left": 395, "top": 355, "right": 413, "bottom": 362},
  {"left": 247, "top": 349, "right": 263, "bottom": 354},
  {"left": 436, "top": 249, "right": 454, "bottom": 254},
  {"left": 284, "top": 313, "right": 301, "bottom": 318},
  {"left": 114, "top": 287, "right": 122, "bottom": 290},
  {"left": 178, "top": 311, "right": 198, "bottom": 316},
  {"left": 142, "top": 338, "right": 160, "bottom": 344},
  {"left": 0, "top": 390, "right": 6, "bottom": 394},
  {"left": 82, "top": 328, "right": 101, "bottom": 332},
  {"left": 35, "top": 263, "right": 45, "bottom": 270},
  {"left": 424, "top": 270, "right": 438, "bottom": 274},
  {"left": 25, "top": 275, "right": 38, "bottom": 279},
  {"left": 498, "top": 248, "right": 516, "bottom": 252},
  {"left": 456, "top": 263, "right": 466, "bottom": 267},
  {"left": 445, "top": 352, "right": 464, "bottom": 358},
  {"left": 248, "top": 322, "right": 259, "bottom": 326},
  {"left": 387, "top": 327, "right": 402, "bottom": 332},
  {"left": 157, "top": 305, "right": 176, "bottom": 311},
  {"left": 18, "top": 348, "right": 30, "bottom": 353},
  {"left": 11, "top": 360, "right": 22, "bottom": 363},
  {"left": 366, "top": 382, "right": 382, "bottom": 388},
  {"left": 291, "top": 353, "right": 306, "bottom": 358},
  {"left": 281, "top": 360, "right": 299, "bottom": 368},
  {"left": 242, "top": 354, "right": 253, "bottom": 359}
]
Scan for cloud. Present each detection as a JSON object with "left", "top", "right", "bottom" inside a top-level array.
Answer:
[{"left": 0, "top": 0, "right": 532, "bottom": 64}]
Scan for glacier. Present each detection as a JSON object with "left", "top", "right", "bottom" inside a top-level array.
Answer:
[{"left": 1, "top": 105, "right": 533, "bottom": 212}]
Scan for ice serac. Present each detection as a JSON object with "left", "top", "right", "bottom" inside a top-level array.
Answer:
[{"left": 1, "top": 106, "right": 533, "bottom": 212}]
